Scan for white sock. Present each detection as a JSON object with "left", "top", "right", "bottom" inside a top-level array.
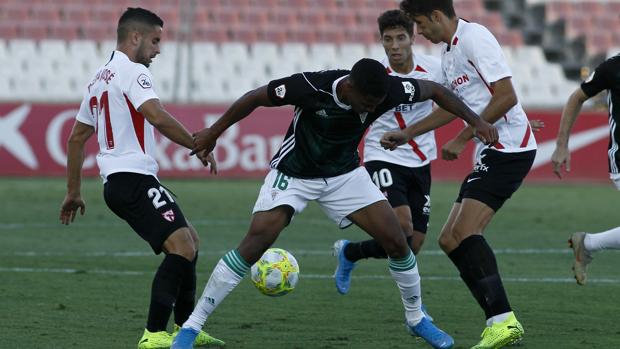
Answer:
[
  {"left": 389, "top": 252, "right": 423, "bottom": 326},
  {"left": 487, "top": 311, "right": 512, "bottom": 326},
  {"left": 183, "top": 251, "right": 249, "bottom": 331},
  {"left": 584, "top": 227, "right": 620, "bottom": 252}
]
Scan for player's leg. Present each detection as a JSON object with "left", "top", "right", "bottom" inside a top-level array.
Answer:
[
  {"left": 442, "top": 149, "right": 534, "bottom": 348},
  {"left": 173, "top": 169, "right": 309, "bottom": 348},
  {"left": 334, "top": 163, "right": 429, "bottom": 294},
  {"left": 569, "top": 172, "right": 620, "bottom": 285},
  {"left": 103, "top": 173, "right": 201, "bottom": 348},
  {"left": 347, "top": 201, "right": 453, "bottom": 349},
  {"left": 173, "top": 206, "right": 293, "bottom": 348},
  {"left": 170, "top": 221, "right": 225, "bottom": 347},
  {"left": 569, "top": 226, "right": 620, "bottom": 285},
  {"left": 320, "top": 168, "right": 452, "bottom": 348}
]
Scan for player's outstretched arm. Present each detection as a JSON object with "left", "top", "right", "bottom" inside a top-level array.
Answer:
[
  {"left": 60, "top": 120, "right": 94, "bottom": 225},
  {"left": 416, "top": 79, "right": 498, "bottom": 144},
  {"left": 380, "top": 108, "right": 456, "bottom": 151},
  {"left": 139, "top": 99, "right": 194, "bottom": 149},
  {"left": 191, "top": 85, "right": 274, "bottom": 155},
  {"left": 552, "top": 87, "right": 589, "bottom": 178}
]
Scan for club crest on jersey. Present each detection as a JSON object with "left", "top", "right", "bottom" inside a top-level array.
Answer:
[
  {"left": 162, "top": 209, "right": 175, "bottom": 222},
  {"left": 401, "top": 81, "right": 415, "bottom": 101},
  {"left": 275, "top": 84, "right": 286, "bottom": 99},
  {"left": 137, "top": 74, "right": 152, "bottom": 89}
]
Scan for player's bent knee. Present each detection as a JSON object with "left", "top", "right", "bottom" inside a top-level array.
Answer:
[{"left": 163, "top": 228, "right": 197, "bottom": 261}]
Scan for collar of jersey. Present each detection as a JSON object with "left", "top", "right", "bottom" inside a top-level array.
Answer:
[
  {"left": 448, "top": 18, "right": 466, "bottom": 51},
  {"left": 332, "top": 75, "right": 352, "bottom": 110}
]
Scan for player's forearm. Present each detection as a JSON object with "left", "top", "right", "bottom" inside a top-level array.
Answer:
[
  {"left": 403, "top": 108, "right": 456, "bottom": 139},
  {"left": 65, "top": 140, "right": 85, "bottom": 196},
  {"left": 556, "top": 91, "right": 586, "bottom": 147},
  {"left": 457, "top": 89, "right": 517, "bottom": 141},
  {"left": 431, "top": 85, "right": 483, "bottom": 128},
  {"left": 211, "top": 88, "right": 268, "bottom": 136},
  {"left": 152, "top": 112, "right": 194, "bottom": 149}
]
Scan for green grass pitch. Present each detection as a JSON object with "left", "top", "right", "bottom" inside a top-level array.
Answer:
[{"left": 1, "top": 177, "right": 619, "bottom": 348}]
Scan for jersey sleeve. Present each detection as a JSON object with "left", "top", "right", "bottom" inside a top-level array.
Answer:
[
  {"left": 581, "top": 58, "right": 616, "bottom": 97},
  {"left": 126, "top": 65, "right": 159, "bottom": 109},
  {"left": 75, "top": 92, "right": 95, "bottom": 126},
  {"left": 461, "top": 25, "right": 512, "bottom": 84},
  {"left": 266, "top": 73, "right": 315, "bottom": 106}
]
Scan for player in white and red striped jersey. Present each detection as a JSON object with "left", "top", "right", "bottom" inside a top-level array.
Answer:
[
  {"left": 382, "top": 1, "right": 537, "bottom": 347},
  {"left": 59, "top": 7, "right": 222, "bottom": 349},
  {"left": 332, "top": 10, "right": 445, "bottom": 325}
]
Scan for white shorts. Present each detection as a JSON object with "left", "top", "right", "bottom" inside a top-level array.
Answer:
[
  {"left": 610, "top": 173, "right": 620, "bottom": 190},
  {"left": 252, "top": 167, "right": 387, "bottom": 228}
]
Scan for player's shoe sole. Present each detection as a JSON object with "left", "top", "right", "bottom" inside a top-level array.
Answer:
[{"left": 568, "top": 232, "right": 593, "bottom": 285}]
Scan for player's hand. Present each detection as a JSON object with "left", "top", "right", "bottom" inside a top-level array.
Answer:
[
  {"left": 472, "top": 120, "right": 498, "bottom": 145},
  {"left": 551, "top": 145, "right": 570, "bottom": 178},
  {"left": 380, "top": 131, "right": 409, "bottom": 151},
  {"left": 197, "top": 150, "right": 218, "bottom": 175},
  {"left": 60, "top": 194, "right": 86, "bottom": 225},
  {"left": 530, "top": 119, "right": 545, "bottom": 132},
  {"left": 191, "top": 128, "right": 217, "bottom": 155},
  {"left": 441, "top": 138, "right": 466, "bottom": 161}
]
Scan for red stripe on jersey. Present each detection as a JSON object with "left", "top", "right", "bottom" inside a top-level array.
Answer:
[
  {"left": 468, "top": 60, "right": 508, "bottom": 122},
  {"left": 520, "top": 123, "right": 531, "bottom": 147},
  {"left": 386, "top": 66, "right": 392, "bottom": 73},
  {"left": 414, "top": 65, "right": 427, "bottom": 73},
  {"left": 468, "top": 60, "right": 493, "bottom": 95},
  {"left": 394, "top": 112, "right": 427, "bottom": 161},
  {"left": 493, "top": 142, "right": 505, "bottom": 149},
  {"left": 452, "top": 37, "right": 458, "bottom": 46},
  {"left": 124, "top": 94, "right": 145, "bottom": 153}
]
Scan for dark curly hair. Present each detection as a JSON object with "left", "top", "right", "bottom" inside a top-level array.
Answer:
[{"left": 377, "top": 9, "right": 414, "bottom": 37}]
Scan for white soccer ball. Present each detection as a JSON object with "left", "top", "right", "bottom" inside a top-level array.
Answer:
[{"left": 250, "top": 248, "right": 299, "bottom": 297}]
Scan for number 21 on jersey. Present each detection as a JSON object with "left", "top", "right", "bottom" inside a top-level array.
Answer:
[{"left": 89, "top": 91, "right": 114, "bottom": 149}]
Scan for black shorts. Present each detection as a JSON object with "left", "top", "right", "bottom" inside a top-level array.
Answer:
[
  {"left": 365, "top": 161, "right": 431, "bottom": 233},
  {"left": 456, "top": 149, "right": 536, "bottom": 212},
  {"left": 103, "top": 172, "right": 187, "bottom": 254}
]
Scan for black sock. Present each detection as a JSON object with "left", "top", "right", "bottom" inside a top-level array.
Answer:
[
  {"left": 449, "top": 235, "right": 512, "bottom": 319},
  {"left": 146, "top": 254, "right": 192, "bottom": 332},
  {"left": 174, "top": 252, "right": 197, "bottom": 326},
  {"left": 344, "top": 236, "right": 413, "bottom": 262}
]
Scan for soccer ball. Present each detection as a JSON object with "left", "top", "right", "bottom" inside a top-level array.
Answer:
[{"left": 250, "top": 248, "right": 299, "bottom": 297}]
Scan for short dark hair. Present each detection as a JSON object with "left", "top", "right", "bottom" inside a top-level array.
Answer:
[
  {"left": 349, "top": 58, "right": 390, "bottom": 98},
  {"left": 400, "top": 0, "right": 456, "bottom": 19},
  {"left": 377, "top": 9, "right": 414, "bottom": 37},
  {"left": 117, "top": 7, "right": 164, "bottom": 42}
]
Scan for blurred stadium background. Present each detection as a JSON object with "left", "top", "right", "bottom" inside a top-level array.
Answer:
[
  {"left": 0, "top": 0, "right": 617, "bottom": 182},
  {"left": 2, "top": 2, "right": 620, "bottom": 348},
  {"left": 0, "top": 0, "right": 620, "bottom": 181}
]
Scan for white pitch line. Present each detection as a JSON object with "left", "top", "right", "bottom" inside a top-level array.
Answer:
[
  {"left": 2, "top": 248, "right": 600, "bottom": 257},
  {"left": 0, "top": 218, "right": 334, "bottom": 230},
  {"left": 1, "top": 266, "right": 619, "bottom": 284}
]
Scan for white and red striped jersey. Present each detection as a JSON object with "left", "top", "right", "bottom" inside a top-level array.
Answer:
[
  {"left": 441, "top": 19, "right": 536, "bottom": 158},
  {"left": 364, "top": 53, "right": 442, "bottom": 167},
  {"left": 76, "top": 51, "right": 160, "bottom": 181}
]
